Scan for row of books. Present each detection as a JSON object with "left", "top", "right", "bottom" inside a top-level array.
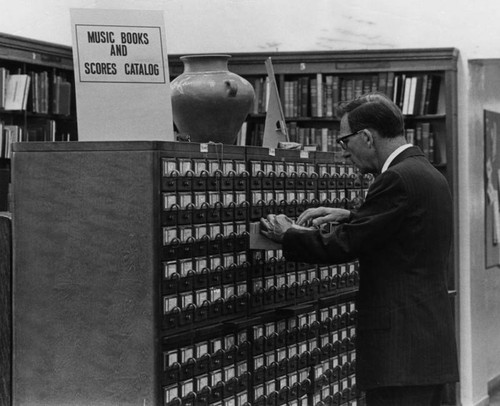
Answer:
[
  {"left": 287, "top": 124, "right": 341, "bottom": 154},
  {"left": 0, "top": 67, "right": 72, "bottom": 115},
  {"left": 240, "top": 121, "right": 445, "bottom": 166},
  {"left": 28, "top": 71, "right": 72, "bottom": 115},
  {"left": 250, "top": 72, "right": 443, "bottom": 119},
  {"left": 241, "top": 123, "right": 349, "bottom": 155},
  {"left": 0, "top": 120, "right": 73, "bottom": 159},
  {"left": 405, "top": 122, "right": 446, "bottom": 165}
]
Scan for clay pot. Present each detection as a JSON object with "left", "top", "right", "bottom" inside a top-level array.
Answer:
[{"left": 170, "top": 54, "right": 255, "bottom": 144}]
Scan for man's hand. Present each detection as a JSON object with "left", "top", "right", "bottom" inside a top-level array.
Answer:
[
  {"left": 296, "top": 207, "right": 351, "bottom": 227},
  {"left": 260, "top": 214, "right": 295, "bottom": 243}
]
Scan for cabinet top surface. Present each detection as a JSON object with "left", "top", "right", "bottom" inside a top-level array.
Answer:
[
  {"left": 11, "top": 141, "right": 330, "bottom": 161},
  {"left": 12, "top": 140, "right": 194, "bottom": 152},
  {"left": 11, "top": 141, "right": 250, "bottom": 155}
]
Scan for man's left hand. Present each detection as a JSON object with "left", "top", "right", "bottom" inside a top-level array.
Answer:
[{"left": 260, "top": 214, "right": 294, "bottom": 243}]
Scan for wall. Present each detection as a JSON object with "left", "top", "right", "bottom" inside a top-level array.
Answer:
[
  {"left": 3, "top": 1, "right": 500, "bottom": 405},
  {"left": 460, "top": 60, "right": 500, "bottom": 406},
  {"left": 3, "top": 0, "right": 500, "bottom": 59}
]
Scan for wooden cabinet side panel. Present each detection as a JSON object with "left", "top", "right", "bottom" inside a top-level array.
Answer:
[
  {"left": 11, "top": 149, "right": 159, "bottom": 406},
  {"left": 0, "top": 215, "right": 12, "bottom": 406}
]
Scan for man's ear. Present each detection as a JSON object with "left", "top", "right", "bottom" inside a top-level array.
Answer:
[{"left": 363, "top": 129, "right": 376, "bottom": 148}]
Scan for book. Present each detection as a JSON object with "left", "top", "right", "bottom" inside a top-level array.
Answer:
[
  {"left": 395, "top": 74, "right": 406, "bottom": 111},
  {"left": 402, "top": 76, "right": 413, "bottom": 115},
  {"left": 421, "top": 122, "right": 431, "bottom": 159},
  {"left": 429, "top": 132, "right": 435, "bottom": 163},
  {"left": 412, "top": 75, "right": 424, "bottom": 115},
  {"left": 419, "top": 75, "right": 429, "bottom": 115},
  {"left": 3, "top": 125, "right": 22, "bottom": 158},
  {"left": 310, "top": 78, "right": 318, "bottom": 117},
  {"left": 378, "top": 72, "right": 388, "bottom": 95},
  {"left": 354, "top": 79, "right": 363, "bottom": 98},
  {"left": 433, "top": 131, "right": 447, "bottom": 165},
  {"left": 0, "top": 68, "right": 8, "bottom": 109},
  {"left": 370, "top": 75, "right": 379, "bottom": 92},
  {"left": 56, "top": 79, "right": 72, "bottom": 116},
  {"left": 392, "top": 74, "right": 402, "bottom": 105},
  {"left": 316, "top": 73, "right": 323, "bottom": 117},
  {"left": 332, "top": 76, "right": 340, "bottom": 117},
  {"left": 26, "top": 119, "right": 57, "bottom": 142},
  {"left": 321, "top": 128, "right": 329, "bottom": 152},
  {"left": 345, "top": 78, "right": 354, "bottom": 101},
  {"left": 424, "top": 75, "right": 441, "bottom": 114},
  {"left": 407, "top": 76, "right": 418, "bottom": 115},
  {"left": 386, "top": 72, "right": 395, "bottom": 101},
  {"left": 40, "top": 71, "right": 49, "bottom": 114},
  {"left": 300, "top": 77, "right": 310, "bottom": 117},
  {"left": 0, "top": 122, "right": 4, "bottom": 158},
  {"left": 4, "top": 74, "right": 31, "bottom": 110},
  {"left": 325, "top": 75, "right": 334, "bottom": 117},
  {"left": 415, "top": 123, "right": 423, "bottom": 149},
  {"left": 405, "top": 128, "right": 415, "bottom": 144}
]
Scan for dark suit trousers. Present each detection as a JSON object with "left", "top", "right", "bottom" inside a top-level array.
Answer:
[{"left": 365, "top": 384, "right": 444, "bottom": 406}]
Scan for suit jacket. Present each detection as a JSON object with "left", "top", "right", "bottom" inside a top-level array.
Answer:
[{"left": 283, "top": 146, "right": 459, "bottom": 390}]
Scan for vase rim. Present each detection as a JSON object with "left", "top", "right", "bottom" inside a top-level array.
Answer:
[{"left": 180, "top": 54, "right": 231, "bottom": 60}]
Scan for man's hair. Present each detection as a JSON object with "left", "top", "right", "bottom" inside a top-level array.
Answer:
[{"left": 339, "top": 92, "right": 404, "bottom": 138}]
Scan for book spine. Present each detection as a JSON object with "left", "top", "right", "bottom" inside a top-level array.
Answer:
[
  {"left": 310, "top": 78, "right": 318, "bottom": 117},
  {"left": 325, "top": 75, "right": 333, "bottom": 118},
  {"left": 292, "top": 80, "right": 298, "bottom": 117},
  {"left": 316, "top": 73, "right": 323, "bottom": 117},
  {"left": 386, "top": 72, "right": 395, "bottom": 101},
  {"left": 421, "top": 122, "right": 431, "bottom": 159},
  {"left": 332, "top": 76, "right": 340, "bottom": 117},
  {"left": 301, "top": 77, "right": 309, "bottom": 117}
]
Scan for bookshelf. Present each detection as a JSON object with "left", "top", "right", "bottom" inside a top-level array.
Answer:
[
  {"left": 169, "top": 48, "right": 457, "bottom": 173},
  {"left": 0, "top": 33, "right": 77, "bottom": 211}
]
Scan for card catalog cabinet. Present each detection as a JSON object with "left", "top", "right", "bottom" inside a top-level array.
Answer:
[{"left": 11, "top": 141, "right": 370, "bottom": 406}]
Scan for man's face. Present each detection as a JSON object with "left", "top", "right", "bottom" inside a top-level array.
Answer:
[{"left": 339, "top": 114, "right": 375, "bottom": 174}]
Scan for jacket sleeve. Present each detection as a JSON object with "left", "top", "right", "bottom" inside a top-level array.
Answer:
[{"left": 283, "top": 170, "right": 409, "bottom": 264}]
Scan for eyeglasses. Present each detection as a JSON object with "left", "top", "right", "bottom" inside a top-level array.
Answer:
[{"left": 336, "top": 129, "right": 364, "bottom": 150}]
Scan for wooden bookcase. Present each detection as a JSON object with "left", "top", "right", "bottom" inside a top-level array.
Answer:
[{"left": 0, "top": 33, "right": 77, "bottom": 211}]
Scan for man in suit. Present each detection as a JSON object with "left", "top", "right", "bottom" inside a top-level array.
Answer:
[{"left": 261, "top": 92, "right": 459, "bottom": 405}]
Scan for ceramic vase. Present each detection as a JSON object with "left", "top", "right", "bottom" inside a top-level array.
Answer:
[{"left": 170, "top": 54, "right": 255, "bottom": 144}]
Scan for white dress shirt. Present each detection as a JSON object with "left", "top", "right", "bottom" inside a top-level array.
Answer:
[{"left": 381, "top": 144, "right": 413, "bottom": 173}]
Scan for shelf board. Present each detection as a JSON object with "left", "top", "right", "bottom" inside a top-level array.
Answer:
[
  {"left": 247, "top": 114, "right": 339, "bottom": 123},
  {"left": 404, "top": 114, "right": 446, "bottom": 120},
  {"left": 247, "top": 114, "right": 444, "bottom": 122}
]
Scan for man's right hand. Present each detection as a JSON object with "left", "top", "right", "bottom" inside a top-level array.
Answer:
[{"left": 296, "top": 207, "right": 351, "bottom": 227}]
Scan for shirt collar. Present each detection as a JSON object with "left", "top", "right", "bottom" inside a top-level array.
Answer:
[{"left": 381, "top": 144, "right": 413, "bottom": 173}]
